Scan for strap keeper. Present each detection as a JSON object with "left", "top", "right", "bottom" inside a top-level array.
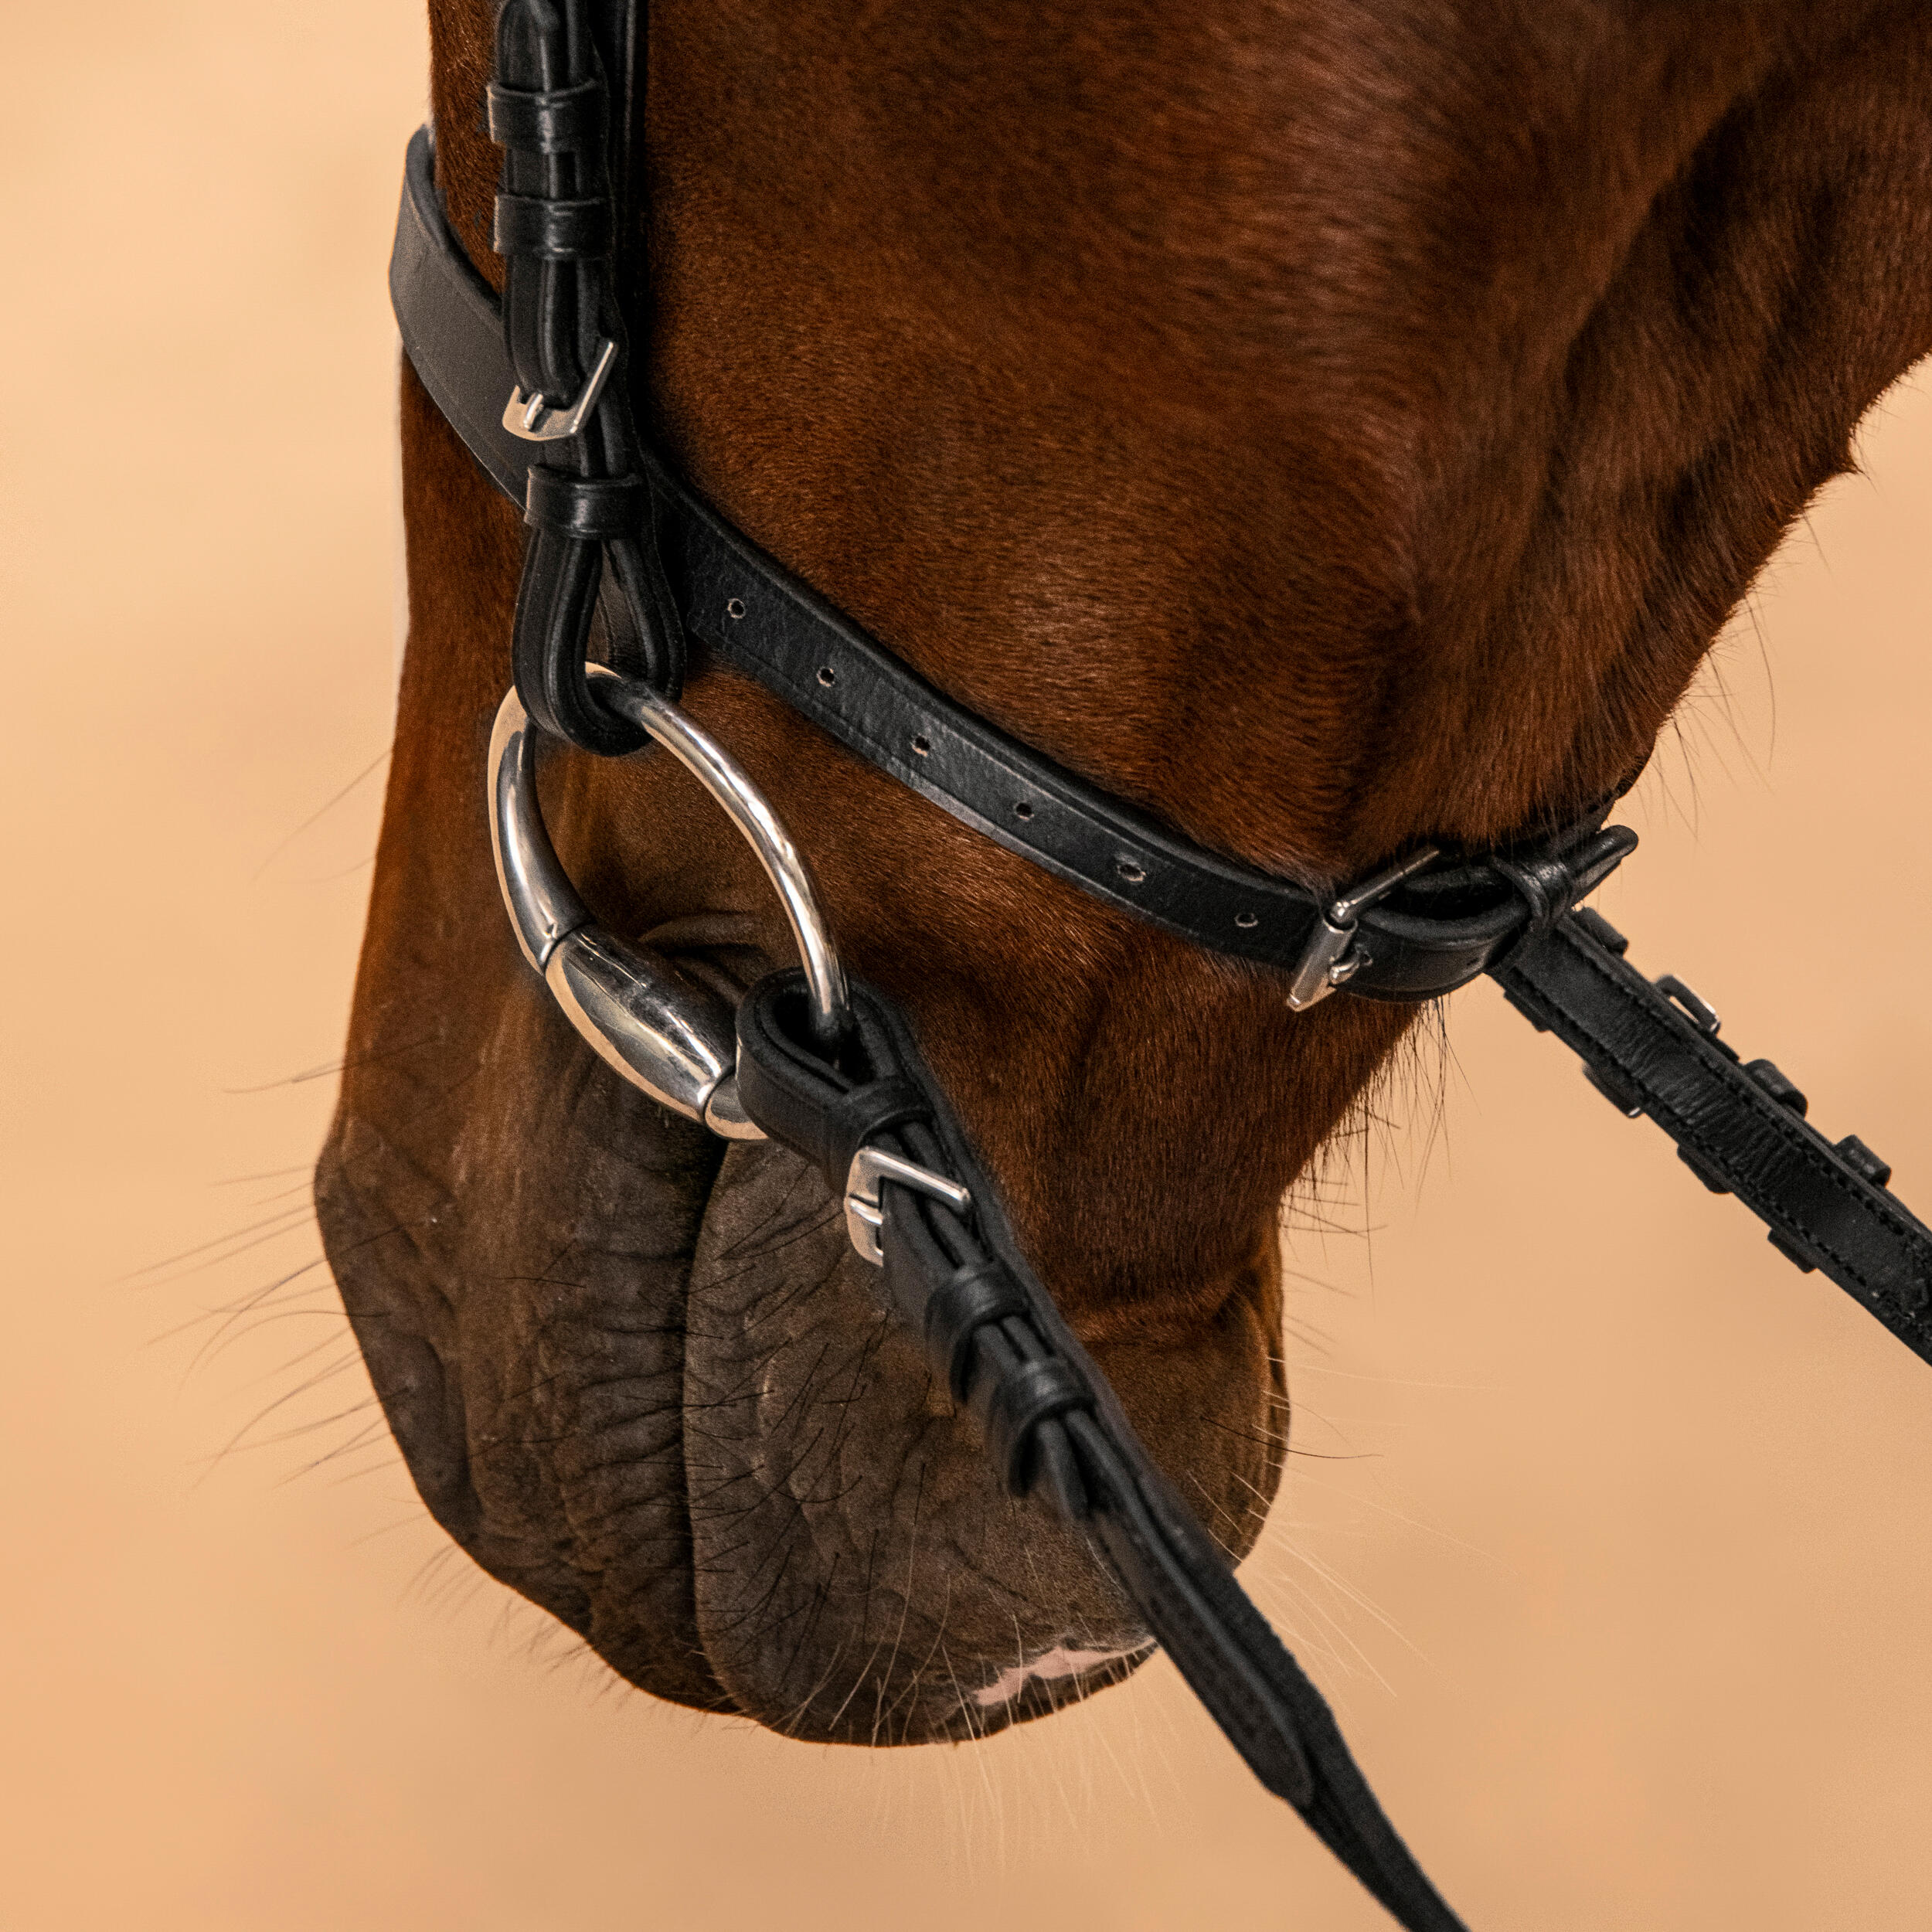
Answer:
[
  {"left": 820, "top": 1077, "right": 932, "bottom": 1188},
  {"left": 981, "top": 1359, "right": 1089, "bottom": 1496},
  {"left": 1492, "top": 852, "right": 1577, "bottom": 933},
  {"left": 493, "top": 192, "right": 611, "bottom": 260},
  {"left": 923, "top": 1260, "right": 1029, "bottom": 1403},
  {"left": 1495, "top": 825, "right": 1638, "bottom": 943},
  {"left": 487, "top": 79, "right": 605, "bottom": 154},
  {"left": 523, "top": 469, "right": 644, "bottom": 540}
]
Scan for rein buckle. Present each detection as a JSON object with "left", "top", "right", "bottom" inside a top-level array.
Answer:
[
  {"left": 502, "top": 337, "right": 617, "bottom": 442},
  {"left": 845, "top": 1146, "right": 971, "bottom": 1266}
]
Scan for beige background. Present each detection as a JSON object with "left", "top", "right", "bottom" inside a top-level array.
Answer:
[{"left": 6, "top": 4, "right": 1930, "bottom": 1928}]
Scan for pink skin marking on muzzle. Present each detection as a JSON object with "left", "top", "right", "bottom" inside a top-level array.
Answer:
[{"left": 971, "top": 1643, "right": 1151, "bottom": 1710}]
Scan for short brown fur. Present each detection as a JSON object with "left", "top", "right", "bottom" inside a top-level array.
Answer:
[{"left": 321, "top": 2, "right": 1932, "bottom": 1737}]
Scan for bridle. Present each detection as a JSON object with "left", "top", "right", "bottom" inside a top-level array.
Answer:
[{"left": 386, "top": 4, "right": 1932, "bottom": 1925}]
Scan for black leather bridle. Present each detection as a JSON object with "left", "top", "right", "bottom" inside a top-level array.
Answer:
[{"left": 386, "top": 4, "right": 1932, "bottom": 1924}]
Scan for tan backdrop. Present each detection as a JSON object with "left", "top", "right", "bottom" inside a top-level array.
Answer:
[{"left": 6, "top": 3, "right": 1930, "bottom": 1927}]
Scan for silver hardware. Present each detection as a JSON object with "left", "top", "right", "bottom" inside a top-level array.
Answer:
[
  {"left": 1284, "top": 845, "right": 1440, "bottom": 1012},
  {"left": 1655, "top": 974, "right": 1720, "bottom": 1036},
  {"left": 502, "top": 338, "right": 617, "bottom": 443},
  {"left": 595, "top": 671, "right": 849, "bottom": 1046},
  {"left": 488, "top": 692, "right": 590, "bottom": 972},
  {"left": 488, "top": 687, "right": 747, "bottom": 1126},
  {"left": 545, "top": 923, "right": 746, "bottom": 1121},
  {"left": 843, "top": 1146, "right": 972, "bottom": 1267},
  {"left": 487, "top": 666, "right": 851, "bottom": 1137}
]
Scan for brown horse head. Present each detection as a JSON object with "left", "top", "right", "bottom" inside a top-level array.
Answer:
[{"left": 320, "top": 0, "right": 1932, "bottom": 1741}]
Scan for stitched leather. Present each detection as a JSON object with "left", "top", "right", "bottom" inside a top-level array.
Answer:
[
  {"left": 1497, "top": 910, "right": 1932, "bottom": 1359},
  {"left": 389, "top": 126, "right": 1627, "bottom": 1002},
  {"left": 492, "top": 191, "right": 610, "bottom": 259},
  {"left": 490, "top": 0, "right": 685, "bottom": 750},
  {"left": 735, "top": 972, "right": 1472, "bottom": 1932}
]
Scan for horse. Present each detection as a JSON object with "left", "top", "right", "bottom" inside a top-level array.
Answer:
[{"left": 318, "top": 0, "right": 1932, "bottom": 1898}]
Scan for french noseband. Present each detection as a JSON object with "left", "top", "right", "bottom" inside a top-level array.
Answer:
[{"left": 389, "top": 5, "right": 1932, "bottom": 1924}]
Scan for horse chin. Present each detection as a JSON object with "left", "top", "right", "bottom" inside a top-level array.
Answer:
[{"left": 319, "top": 993, "right": 1284, "bottom": 1746}]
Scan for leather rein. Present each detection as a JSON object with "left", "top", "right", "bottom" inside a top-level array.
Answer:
[{"left": 388, "top": 5, "right": 1932, "bottom": 1924}]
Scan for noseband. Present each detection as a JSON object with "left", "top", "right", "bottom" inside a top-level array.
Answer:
[{"left": 389, "top": 5, "right": 1932, "bottom": 1925}]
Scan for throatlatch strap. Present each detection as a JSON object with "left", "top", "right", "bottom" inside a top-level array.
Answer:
[{"left": 736, "top": 974, "right": 1472, "bottom": 1932}]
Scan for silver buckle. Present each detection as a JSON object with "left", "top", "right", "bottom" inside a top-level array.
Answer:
[
  {"left": 502, "top": 338, "right": 618, "bottom": 443},
  {"left": 1284, "top": 846, "right": 1440, "bottom": 1011},
  {"left": 843, "top": 1146, "right": 971, "bottom": 1267}
]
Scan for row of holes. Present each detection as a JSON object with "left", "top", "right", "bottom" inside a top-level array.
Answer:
[{"left": 726, "top": 598, "right": 1258, "bottom": 930}]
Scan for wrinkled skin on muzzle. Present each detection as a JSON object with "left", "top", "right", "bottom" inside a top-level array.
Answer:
[
  {"left": 328, "top": 0, "right": 1932, "bottom": 1747},
  {"left": 318, "top": 900, "right": 1291, "bottom": 1736}
]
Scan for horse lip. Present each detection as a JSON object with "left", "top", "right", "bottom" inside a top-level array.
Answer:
[{"left": 969, "top": 1641, "right": 1157, "bottom": 1711}]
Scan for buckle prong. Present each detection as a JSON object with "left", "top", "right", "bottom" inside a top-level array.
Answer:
[
  {"left": 844, "top": 1146, "right": 971, "bottom": 1266},
  {"left": 503, "top": 337, "right": 617, "bottom": 443},
  {"left": 1285, "top": 846, "right": 1439, "bottom": 1011}
]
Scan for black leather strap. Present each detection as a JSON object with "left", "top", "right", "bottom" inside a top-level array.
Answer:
[
  {"left": 391, "top": 43, "right": 1932, "bottom": 1931},
  {"left": 388, "top": 124, "right": 1628, "bottom": 1002},
  {"left": 1498, "top": 909, "right": 1932, "bottom": 1363},
  {"left": 486, "top": 77, "right": 604, "bottom": 154},
  {"left": 736, "top": 974, "right": 1472, "bottom": 1932},
  {"left": 490, "top": 0, "right": 684, "bottom": 750}
]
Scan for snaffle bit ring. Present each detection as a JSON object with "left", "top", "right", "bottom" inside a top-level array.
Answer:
[{"left": 487, "top": 665, "right": 850, "bottom": 1139}]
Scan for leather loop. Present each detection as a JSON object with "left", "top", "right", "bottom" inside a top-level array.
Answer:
[
  {"left": 487, "top": 79, "right": 604, "bottom": 153},
  {"left": 512, "top": 526, "right": 648, "bottom": 756},
  {"left": 492, "top": 191, "right": 611, "bottom": 260},
  {"left": 977, "top": 1349, "right": 1089, "bottom": 1496},
  {"left": 1490, "top": 852, "right": 1573, "bottom": 930},
  {"left": 524, "top": 468, "right": 645, "bottom": 540},
  {"left": 822, "top": 1077, "right": 932, "bottom": 1185},
  {"left": 1487, "top": 825, "right": 1638, "bottom": 958},
  {"left": 922, "top": 1259, "right": 1029, "bottom": 1401}
]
